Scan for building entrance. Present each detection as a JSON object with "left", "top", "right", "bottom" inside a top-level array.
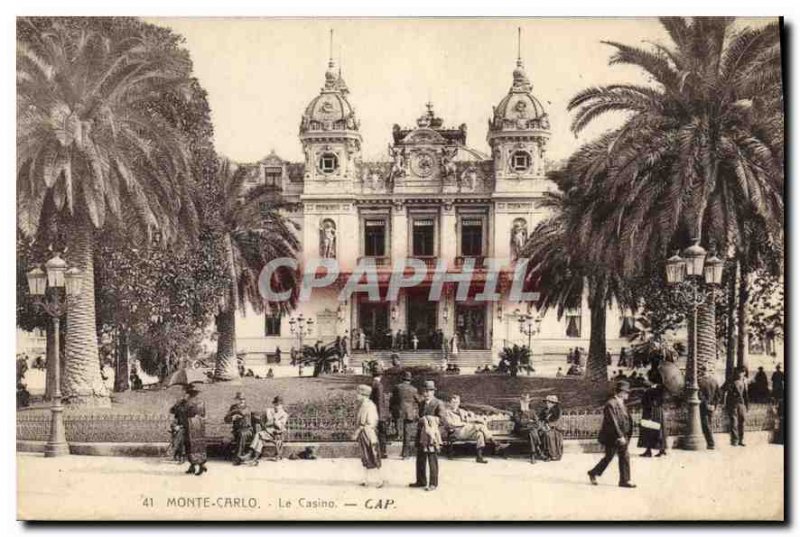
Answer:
[
  {"left": 455, "top": 304, "right": 488, "bottom": 350},
  {"left": 406, "top": 291, "right": 438, "bottom": 350},
  {"left": 358, "top": 302, "right": 391, "bottom": 350}
]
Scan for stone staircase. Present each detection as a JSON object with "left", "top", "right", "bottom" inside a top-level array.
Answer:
[{"left": 349, "top": 350, "right": 492, "bottom": 370}]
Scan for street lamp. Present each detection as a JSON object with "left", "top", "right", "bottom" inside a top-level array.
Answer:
[
  {"left": 515, "top": 307, "right": 542, "bottom": 366},
  {"left": 26, "top": 253, "right": 82, "bottom": 457},
  {"left": 289, "top": 314, "right": 314, "bottom": 349},
  {"left": 664, "top": 239, "right": 724, "bottom": 451}
]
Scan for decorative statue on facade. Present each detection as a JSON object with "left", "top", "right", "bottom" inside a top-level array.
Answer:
[
  {"left": 440, "top": 146, "right": 458, "bottom": 181},
  {"left": 320, "top": 220, "right": 337, "bottom": 258},
  {"left": 510, "top": 218, "right": 528, "bottom": 259},
  {"left": 460, "top": 167, "right": 479, "bottom": 192},
  {"left": 389, "top": 145, "right": 406, "bottom": 180}
]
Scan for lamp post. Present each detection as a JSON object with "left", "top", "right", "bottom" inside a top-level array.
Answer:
[
  {"left": 665, "top": 239, "right": 724, "bottom": 451},
  {"left": 26, "top": 253, "right": 82, "bottom": 457},
  {"left": 515, "top": 308, "right": 542, "bottom": 366},
  {"left": 288, "top": 314, "right": 314, "bottom": 350}
]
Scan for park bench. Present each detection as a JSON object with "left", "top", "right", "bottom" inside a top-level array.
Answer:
[{"left": 441, "top": 418, "right": 527, "bottom": 459}]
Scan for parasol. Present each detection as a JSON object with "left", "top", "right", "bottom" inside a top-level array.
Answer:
[{"left": 168, "top": 367, "right": 206, "bottom": 386}]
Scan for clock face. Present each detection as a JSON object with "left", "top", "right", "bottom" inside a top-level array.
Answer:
[{"left": 411, "top": 152, "right": 436, "bottom": 177}]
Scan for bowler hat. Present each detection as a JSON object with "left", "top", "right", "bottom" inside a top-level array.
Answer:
[
  {"left": 402, "top": 371, "right": 413, "bottom": 381},
  {"left": 545, "top": 395, "right": 559, "bottom": 404},
  {"left": 234, "top": 391, "right": 245, "bottom": 400},
  {"left": 423, "top": 380, "right": 436, "bottom": 391},
  {"left": 356, "top": 384, "right": 372, "bottom": 397},
  {"left": 615, "top": 380, "right": 631, "bottom": 393},
  {"left": 185, "top": 383, "right": 201, "bottom": 394},
  {"left": 272, "top": 395, "right": 283, "bottom": 405}
]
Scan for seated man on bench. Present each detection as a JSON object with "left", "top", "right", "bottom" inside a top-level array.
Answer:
[
  {"left": 242, "top": 396, "right": 289, "bottom": 465},
  {"left": 442, "top": 395, "right": 493, "bottom": 463}
]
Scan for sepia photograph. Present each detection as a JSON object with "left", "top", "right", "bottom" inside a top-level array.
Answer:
[{"left": 14, "top": 14, "right": 785, "bottom": 522}]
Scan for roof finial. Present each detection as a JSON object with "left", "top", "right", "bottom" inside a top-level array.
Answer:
[
  {"left": 517, "top": 27, "right": 521, "bottom": 62},
  {"left": 329, "top": 29, "right": 334, "bottom": 63}
]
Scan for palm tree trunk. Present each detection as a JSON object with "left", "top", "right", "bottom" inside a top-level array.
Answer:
[
  {"left": 586, "top": 281, "right": 609, "bottom": 383},
  {"left": 62, "top": 212, "right": 110, "bottom": 406},
  {"left": 213, "top": 305, "right": 240, "bottom": 381},
  {"left": 724, "top": 260, "right": 738, "bottom": 383},
  {"left": 736, "top": 265, "right": 750, "bottom": 371},
  {"left": 694, "top": 296, "right": 716, "bottom": 381},
  {"left": 113, "top": 326, "right": 130, "bottom": 392}
]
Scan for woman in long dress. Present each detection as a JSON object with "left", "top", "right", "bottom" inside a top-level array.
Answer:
[
  {"left": 168, "top": 393, "right": 188, "bottom": 463},
  {"left": 450, "top": 333, "right": 459, "bottom": 356},
  {"left": 638, "top": 384, "right": 667, "bottom": 457},
  {"left": 183, "top": 384, "right": 208, "bottom": 475},
  {"left": 537, "top": 395, "right": 563, "bottom": 461},
  {"left": 353, "top": 384, "right": 384, "bottom": 487}
]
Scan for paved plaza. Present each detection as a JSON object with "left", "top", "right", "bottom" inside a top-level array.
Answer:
[{"left": 18, "top": 442, "right": 783, "bottom": 521}]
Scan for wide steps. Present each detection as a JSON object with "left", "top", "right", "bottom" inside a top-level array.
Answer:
[{"left": 349, "top": 350, "right": 491, "bottom": 369}]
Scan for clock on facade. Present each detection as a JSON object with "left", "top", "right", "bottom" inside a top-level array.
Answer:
[{"left": 411, "top": 152, "right": 436, "bottom": 177}]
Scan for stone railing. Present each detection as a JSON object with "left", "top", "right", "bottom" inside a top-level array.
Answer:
[{"left": 17, "top": 404, "right": 776, "bottom": 444}]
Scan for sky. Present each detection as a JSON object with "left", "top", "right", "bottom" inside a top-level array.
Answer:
[{"left": 149, "top": 17, "right": 774, "bottom": 164}]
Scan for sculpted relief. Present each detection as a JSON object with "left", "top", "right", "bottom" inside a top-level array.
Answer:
[
  {"left": 510, "top": 218, "right": 528, "bottom": 259},
  {"left": 319, "top": 219, "right": 337, "bottom": 258}
]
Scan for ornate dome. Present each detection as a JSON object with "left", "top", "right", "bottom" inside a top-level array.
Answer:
[
  {"left": 489, "top": 58, "right": 549, "bottom": 132},
  {"left": 300, "top": 59, "right": 359, "bottom": 135}
]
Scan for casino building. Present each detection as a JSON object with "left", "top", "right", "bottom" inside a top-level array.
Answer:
[{"left": 234, "top": 48, "right": 629, "bottom": 368}]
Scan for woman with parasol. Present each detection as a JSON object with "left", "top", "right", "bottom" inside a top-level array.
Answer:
[
  {"left": 169, "top": 366, "right": 208, "bottom": 476},
  {"left": 183, "top": 383, "right": 208, "bottom": 475}
]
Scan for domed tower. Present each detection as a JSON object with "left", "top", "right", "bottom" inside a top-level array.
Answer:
[
  {"left": 487, "top": 44, "right": 550, "bottom": 193},
  {"left": 299, "top": 48, "right": 361, "bottom": 194}
]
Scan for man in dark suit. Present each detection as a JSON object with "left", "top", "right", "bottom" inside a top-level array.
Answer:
[
  {"left": 409, "top": 380, "right": 446, "bottom": 491},
  {"left": 224, "top": 392, "right": 253, "bottom": 466},
  {"left": 390, "top": 371, "right": 420, "bottom": 459},
  {"left": 698, "top": 365, "right": 721, "bottom": 449},
  {"left": 588, "top": 380, "right": 635, "bottom": 488},
  {"left": 371, "top": 368, "right": 387, "bottom": 458},
  {"left": 723, "top": 367, "right": 750, "bottom": 447}
]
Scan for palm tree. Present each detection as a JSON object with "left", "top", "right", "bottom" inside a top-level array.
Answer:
[
  {"left": 299, "top": 342, "right": 341, "bottom": 377},
  {"left": 521, "top": 185, "right": 629, "bottom": 383},
  {"left": 497, "top": 344, "right": 531, "bottom": 377},
  {"left": 17, "top": 18, "right": 199, "bottom": 405},
  {"left": 564, "top": 18, "right": 783, "bottom": 378},
  {"left": 212, "top": 160, "right": 299, "bottom": 381}
]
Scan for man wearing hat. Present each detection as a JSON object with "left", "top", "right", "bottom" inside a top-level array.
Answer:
[
  {"left": 353, "top": 384, "right": 384, "bottom": 487},
  {"left": 513, "top": 394, "right": 542, "bottom": 463},
  {"left": 442, "top": 394, "right": 494, "bottom": 463},
  {"left": 588, "top": 380, "right": 636, "bottom": 488},
  {"left": 371, "top": 367, "right": 387, "bottom": 458},
  {"left": 410, "top": 380, "right": 446, "bottom": 491},
  {"left": 723, "top": 367, "right": 750, "bottom": 447},
  {"left": 224, "top": 391, "right": 254, "bottom": 465},
  {"left": 698, "top": 363, "right": 721, "bottom": 450},
  {"left": 390, "top": 371, "right": 420, "bottom": 459},
  {"left": 244, "top": 395, "right": 289, "bottom": 464}
]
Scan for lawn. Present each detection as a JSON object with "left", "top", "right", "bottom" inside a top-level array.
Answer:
[{"left": 19, "top": 370, "right": 622, "bottom": 421}]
